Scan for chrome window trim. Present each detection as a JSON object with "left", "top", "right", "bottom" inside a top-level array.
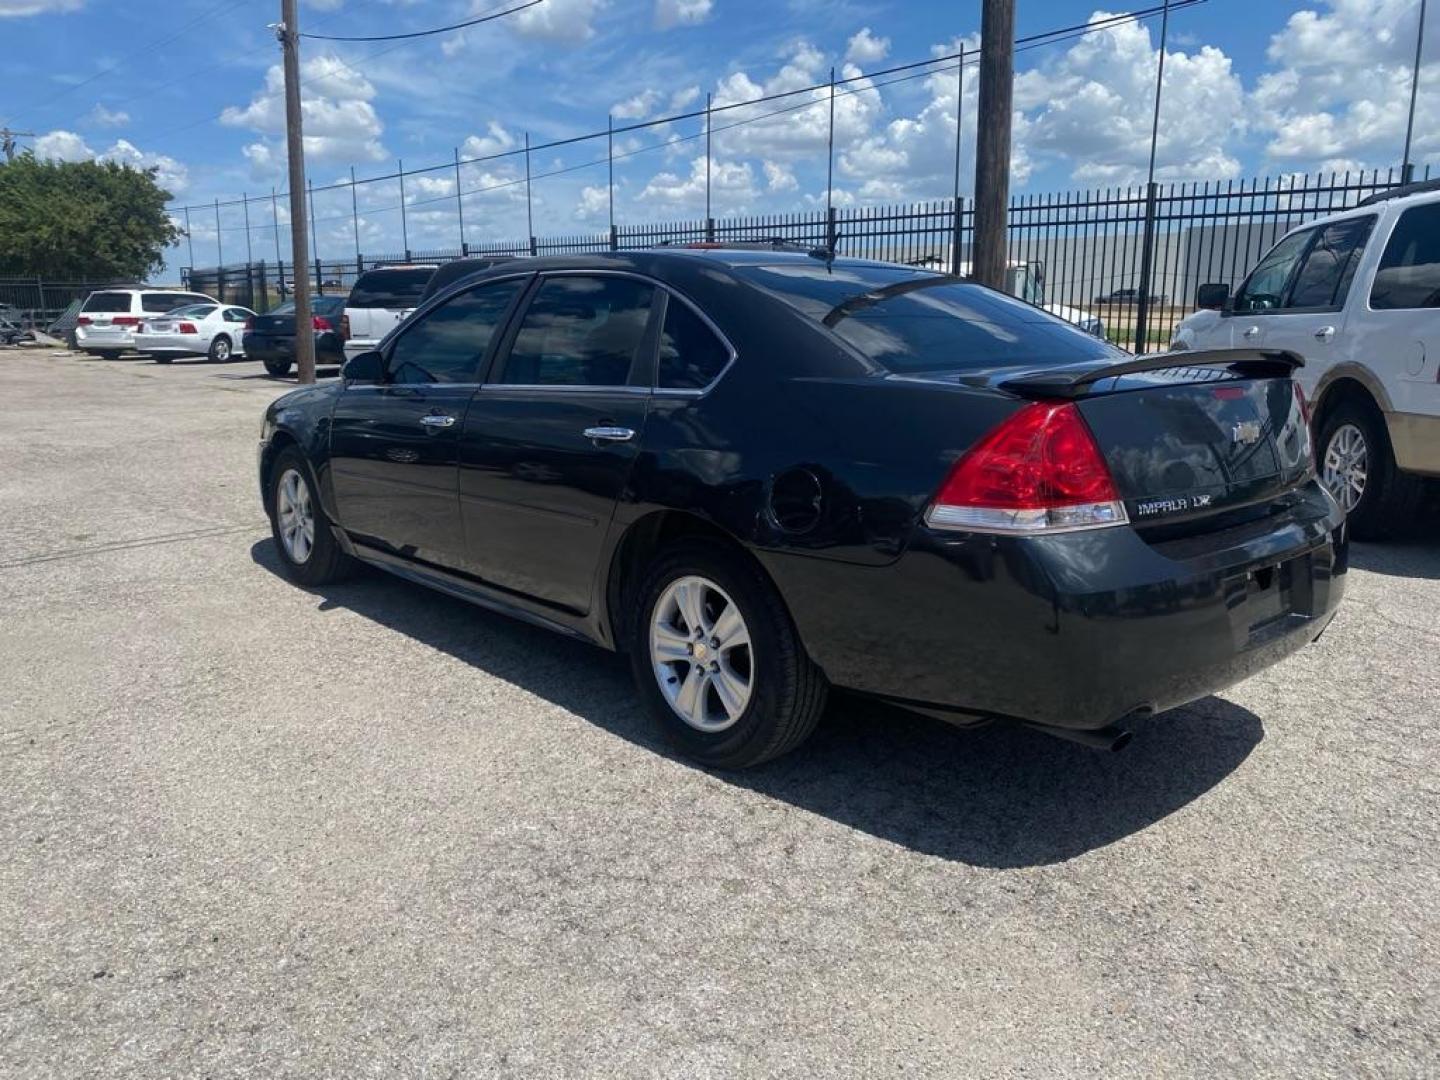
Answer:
[{"left": 481, "top": 267, "right": 739, "bottom": 397}]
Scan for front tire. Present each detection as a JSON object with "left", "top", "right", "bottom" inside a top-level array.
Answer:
[
  {"left": 629, "top": 541, "right": 827, "bottom": 768},
  {"left": 1318, "top": 398, "right": 1426, "bottom": 540},
  {"left": 207, "top": 335, "right": 232, "bottom": 363},
  {"left": 268, "top": 448, "right": 352, "bottom": 586}
]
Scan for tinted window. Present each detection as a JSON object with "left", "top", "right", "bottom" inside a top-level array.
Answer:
[
  {"left": 141, "top": 293, "right": 198, "bottom": 312},
  {"left": 82, "top": 292, "right": 133, "bottom": 313},
  {"left": 738, "top": 263, "right": 1120, "bottom": 374},
  {"left": 348, "top": 269, "right": 435, "bottom": 309},
  {"left": 657, "top": 297, "right": 730, "bottom": 389},
  {"left": 1371, "top": 203, "right": 1440, "bottom": 310},
  {"left": 387, "top": 280, "right": 521, "bottom": 384},
  {"left": 500, "top": 276, "right": 656, "bottom": 387},
  {"left": 166, "top": 305, "right": 216, "bottom": 318},
  {"left": 1233, "top": 229, "right": 1314, "bottom": 313},
  {"left": 1287, "top": 216, "right": 1374, "bottom": 309},
  {"left": 314, "top": 296, "right": 347, "bottom": 317}
]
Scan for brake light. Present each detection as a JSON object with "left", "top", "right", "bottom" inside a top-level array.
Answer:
[
  {"left": 177, "top": 322, "right": 198, "bottom": 334},
  {"left": 112, "top": 315, "right": 140, "bottom": 326},
  {"left": 312, "top": 316, "right": 332, "bottom": 331},
  {"left": 927, "top": 401, "right": 1127, "bottom": 534},
  {"left": 77, "top": 316, "right": 92, "bottom": 326},
  {"left": 340, "top": 313, "right": 350, "bottom": 341}
]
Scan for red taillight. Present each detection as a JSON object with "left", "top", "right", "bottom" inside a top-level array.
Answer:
[
  {"left": 77, "top": 316, "right": 92, "bottom": 326},
  {"left": 312, "top": 316, "right": 332, "bottom": 331},
  {"left": 340, "top": 313, "right": 350, "bottom": 341},
  {"left": 112, "top": 315, "right": 140, "bottom": 326},
  {"left": 177, "top": 322, "right": 198, "bottom": 334},
  {"left": 927, "top": 401, "right": 1126, "bottom": 534}
]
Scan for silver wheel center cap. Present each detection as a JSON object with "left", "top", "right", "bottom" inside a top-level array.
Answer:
[{"left": 692, "top": 643, "right": 709, "bottom": 660}]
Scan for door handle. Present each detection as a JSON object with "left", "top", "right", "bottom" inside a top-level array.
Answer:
[
  {"left": 1243, "top": 325, "right": 1262, "bottom": 338},
  {"left": 419, "top": 413, "right": 456, "bottom": 428},
  {"left": 583, "top": 426, "right": 635, "bottom": 442},
  {"left": 1314, "top": 326, "right": 1336, "bottom": 341}
]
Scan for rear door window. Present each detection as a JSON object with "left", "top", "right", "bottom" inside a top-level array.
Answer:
[
  {"left": 738, "top": 263, "right": 1119, "bottom": 374},
  {"left": 498, "top": 276, "right": 657, "bottom": 387},
  {"left": 1370, "top": 203, "right": 1440, "bottom": 309},
  {"left": 386, "top": 279, "right": 523, "bottom": 385},
  {"left": 348, "top": 269, "right": 435, "bottom": 309},
  {"left": 656, "top": 297, "right": 731, "bottom": 389},
  {"left": 82, "top": 292, "right": 134, "bottom": 313},
  {"left": 1285, "top": 216, "right": 1374, "bottom": 310}
]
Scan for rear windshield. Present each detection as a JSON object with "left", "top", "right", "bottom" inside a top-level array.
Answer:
[
  {"left": 315, "top": 296, "right": 346, "bottom": 316},
  {"left": 142, "top": 293, "right": 207, "bottom": 312},
  {"left": 163, "top": 304, "right": 215, "bottom": 318},
  {"left": 82, "top": 292, "right": 134, "bottom": 313},
  {"left": 347, "top": 269, "right": 434, "bottom": 309},
  {"left": 738, "top": 263, "right": 1122, "bottom": 374}
]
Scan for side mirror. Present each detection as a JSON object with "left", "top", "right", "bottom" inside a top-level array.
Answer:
[
  {"left": 342, "top": 350, "right": 384, "bottom": 383},
  {"left": 1196, "top": 283, "right": 1230, "bottom": 311}
]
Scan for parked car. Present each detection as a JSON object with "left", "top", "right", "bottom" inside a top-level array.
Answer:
[
  {"left": 245, "top": 296, "right": 348, "bottom": 376},
  {"left": 258, "top": 249, "right": 1345, "bottom": 767},
  {"left": 75, "top": 288, "right": 218, "bottom": 358},
  {"left": 418, "top": 256, "right": 521, "bottom": 303},
  {"left": 135, "top": 303, "right": 254, "bottom": 363},
  {"left": 1094, "top": 287, "right": 1168, "bottom": 305},
  {"left": 342, "top": 266, "right": 436, "bottom": 361},
  {"left": 1172, "top": 178, "right": 1440, "bottom": 538}
]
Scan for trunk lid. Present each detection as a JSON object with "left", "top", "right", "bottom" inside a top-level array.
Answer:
[{"left": 250, "top": 312, "right": 298, "bottom": 335}]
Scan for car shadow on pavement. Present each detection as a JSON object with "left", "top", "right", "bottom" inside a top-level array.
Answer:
[
  {"left": 250, "top": 539, "right": 1262, "bottom": 869},
  {"left": 1349, "top": 539, "right": 1440, "bottom": 580}
]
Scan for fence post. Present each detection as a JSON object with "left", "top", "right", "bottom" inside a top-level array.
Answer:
[
  {"left": 827, "top": 205, "right": 838, "bottom": 254},
  {"left": 951, "top": 43, "right": 966, "bottom": 276},
  {"left": 184, "top": 206, "right": 195, "bottom": 270},
  {"left": 1133, "top": 181, "right": 1159, "bottom": 354},
  {"left": 214, "top": 198, "right": 223, "bottom": 270},
  {"left": 398, "top": 159, "right": 410, "bottom": 259},
  {"left": 350, "top": 166, "right": 361, "bottom": 263},
  {"left": 271, "top": 188, "right": 283, "bottom": 271},
  {"left": 705, "top": 93, "right": 712, "bottom": 227},
  {"left": 217, "top": 263, "right": 226, "bottom": 304},
  {"left": 35, "top": 276, "right": 45, "bottom": 330},
  {"left": 610, "top": 224, "right": 618, "bottom": 252},
  {"left": 258, "top": 260, "right": 268, "bottom": 314},
  {"left": 454, "top": 147, "right": 466, "bottom": 249},
  {"left": 524, "top": 132, "right": 534, "bottom": 251},
  {"left": 242, "top": 192, "right": 254, "bottom": 271},
  {"left": 307, "top": 178, "right": 320, "bottom": 280},
  {"left": 825, "top": 66, "right": 836, "bottom": 228},
  {"left": 315, "top": 257, "right": 324, "bottom": 297}
]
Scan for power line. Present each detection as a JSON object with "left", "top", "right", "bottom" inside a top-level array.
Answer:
[
  {"left": 300, "top": 0, "right": 544, "bottom": 42},
  {"left": 172, "top": 0, "right": 1205, "bottom": 219}
]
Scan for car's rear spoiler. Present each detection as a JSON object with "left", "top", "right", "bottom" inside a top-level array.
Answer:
[{"left": 998, "top": 348, "right": 1304, "bottom": 400}]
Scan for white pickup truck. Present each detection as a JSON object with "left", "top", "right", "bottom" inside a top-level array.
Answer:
[{"left": 1172, "top": 180, "right": 1440, "bottom": 539}]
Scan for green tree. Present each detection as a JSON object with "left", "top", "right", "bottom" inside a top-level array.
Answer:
[{"left": 0, "top": 154, "right": 181, "bottom": 281}]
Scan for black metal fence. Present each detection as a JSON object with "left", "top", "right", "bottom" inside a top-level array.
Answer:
[
  {"left": 182, "top": 165, "right": 1430, "bottom": 353},
  {"left": 0, "top": 278, "right": 133, "bottom": 335}
]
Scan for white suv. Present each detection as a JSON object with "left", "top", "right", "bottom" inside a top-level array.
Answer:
[
  {"left": 76, "top": 287, "right": 218, "bottom": 359},
  {"left": 1172, "top": 181, "right": 1440, "bottom": 538},
  {"left": 342, "top": 266, "right": 436, "bottom": 361}
]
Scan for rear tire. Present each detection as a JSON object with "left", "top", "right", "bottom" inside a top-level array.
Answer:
[
  {"left": 152, "top": 354, "right": 173, "bottom": 364},
  {"left": 1318, "top": 398, "right": 1426, "bottom": 540},
  {"left": 264, "top": 357, "right": 293, "bottom": 377},
  {"left": 628, "top": 540, "right": 827, "bottom": 768},
  {"left": 268, "top": 447, "right": 353, "bottom": 586},
  {"left": 207, "top": 336, "right": 232, "bottom": 363}
]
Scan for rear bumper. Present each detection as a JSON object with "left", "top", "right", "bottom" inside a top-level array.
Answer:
[
  {"left": 344, "top": 338, "right": 382, "bottom": 361},
  {"left": 249, "top": 332, "right": 344, "bottom": 364},
  {"left": 75, "top": 326, "right": 136, "bottom": 350},
  {"left": 770, "top": 481, "right": 1347, "bottom": 732},
  {"left": 135, "top": 333, "right": 205, "bottom": 357},
  {"left": 1385, "top": 411, "right": 1440, "bottom": 477}
]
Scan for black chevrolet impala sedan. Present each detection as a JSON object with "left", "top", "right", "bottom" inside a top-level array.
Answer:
[{"left": 258, "top": 249, "right": 1346, "bottom": 766}]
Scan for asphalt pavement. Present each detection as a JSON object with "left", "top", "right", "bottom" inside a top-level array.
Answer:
[{"left": 1, "top": 347, "right": 1436, "bottom": 1078}]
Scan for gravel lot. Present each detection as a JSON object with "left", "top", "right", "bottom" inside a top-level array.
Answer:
[{"left": 1, "top": 346, "right": 1437, "bottom": 1079}]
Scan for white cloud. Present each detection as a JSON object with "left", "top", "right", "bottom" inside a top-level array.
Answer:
[
  {"left": 655, "top": 0, "right": 711, "bottom": 29},
  {"left": 670, "top": 85, "right": 701, "bottom": 111},
  {"left": 575, "top": 184, "right": 609, "bottom": 220},
  {"left": 1014, "top": 14, "right": 1243, "bottom": 184},
  {"left": 221, "top": 54, "right": 387, "bottom": 171},
  {"left": 461, "top": 121, "right": 518, "bottom": 161},
  {"left": 512, "top": 0, "right": 603, "bottom": 44},
  {"left": 639, "top": 154, "right": 757, "bottom": 209},
  {"left": 1253, "top": 0, "right": 1436, "bottom": 170},
  {"left": 845, "top": 27, "right": 889, "bottom": 65},
  {"left": 763, "top": 159, "right": 797, "bottom": 191},
  {"left": 31, "top": 129, "right": 189, "bottom": 192},
  {"left": 0, "top": 0, "right": 83, "bottom": 14},
  {"left": 87, "top": 103, "right": 129, "bottom": 127},
  {"left": 613, "top": 88, "right": 662, "bottom": 119}
]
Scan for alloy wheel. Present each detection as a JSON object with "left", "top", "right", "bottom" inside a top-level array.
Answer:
[
  {"left": 275, "top": 468, "right": 316, "bottom": 564},
  {"left": 213, "top": 339, "right": 231, "bottom": 361},
  {"left": 649, "top": 575, "right": 753, "bottom": 733},
  {"left": 1322, "top": 422, "right": 1367, "bottom": 513}
]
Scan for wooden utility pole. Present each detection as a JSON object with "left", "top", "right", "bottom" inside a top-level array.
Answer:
[
  {"left": 972, "top": 0, "right": 1015, "bottom": 290},
  {"left": 278, "top": 0, "right": 316, "bottom": 384},
  {"left": 1, "top": 128, "right": 36, "bottom": 163}
]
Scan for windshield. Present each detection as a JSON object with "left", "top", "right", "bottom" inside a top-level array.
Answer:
[
  {"left": 348, "top": 269, "right": 434, "bottom": 309},
  {"left": 738, "top": 263, "right": 1121, "bottom": 374}
]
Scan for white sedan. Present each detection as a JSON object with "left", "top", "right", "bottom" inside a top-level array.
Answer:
[{"left": 134, "top": 303, "right": 255, "bottom": 363}]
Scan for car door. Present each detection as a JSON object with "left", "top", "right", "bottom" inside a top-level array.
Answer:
[
  {"left": 1225, "top": 226, "right": 1318, "bottom": 349},
  {"left": 457, "top": 272, "right": 660, "bottom": 613},
  {"left": 329, "top": 278, "right": 528, "bottom": 569},
  {"left": 1249, "top": 216, "right": 1375, "bottom": 401}
]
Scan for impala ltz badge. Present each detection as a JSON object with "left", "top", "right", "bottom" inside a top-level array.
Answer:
[
  {"left": 1134, "top": 492, "right": 1213, "bottom": 518},
  {"left": 1232, "top": 419, "right": 1262, "bottom": 445}
]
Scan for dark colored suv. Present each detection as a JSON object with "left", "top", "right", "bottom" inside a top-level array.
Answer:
[{"left": 258, "top": 249, "right": 1346, "bottom": 768}]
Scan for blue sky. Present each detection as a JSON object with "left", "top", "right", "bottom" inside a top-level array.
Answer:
[{"left": 2, "top": 0, "right": 1435, "bottom": 275}]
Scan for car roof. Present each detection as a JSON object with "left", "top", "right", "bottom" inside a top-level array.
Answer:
[
  {"left": 449, "top": 248, "right": 931, "bottom": 277},
  {"left": 1276, "top": 180, "right": 1440, "bottom": 242}
]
